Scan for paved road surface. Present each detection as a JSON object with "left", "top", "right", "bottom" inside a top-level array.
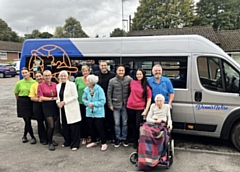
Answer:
[{"left": 0, "top": 77, "right": 239, "bottom": 172}]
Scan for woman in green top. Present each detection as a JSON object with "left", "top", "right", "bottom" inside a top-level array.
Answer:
[
  {"left": 75, "top": 65, "right": 91, "bottom": 144},
  {"left": 14, "top": 67, "right": 36, "bottom": 144}
]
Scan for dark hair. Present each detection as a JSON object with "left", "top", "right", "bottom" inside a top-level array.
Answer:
[
  {"left": 135, "top": 69, "right": 151, "bottom": 100},
  {"left": 21, "top": 67, "right": 28, "bottom": 71},
  {"left": 35, "top": 71, "right": 43, "bottom": 75},
  {"left": 116, "top": 65, "right": 125, "bottom": 71}
]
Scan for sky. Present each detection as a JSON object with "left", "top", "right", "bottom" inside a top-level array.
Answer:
[
  {"left": 0, "top": 0, "right": 199, "bottom": 38},
  {"left": 0, "top": 0, "right": 140, "bottom": 38}
]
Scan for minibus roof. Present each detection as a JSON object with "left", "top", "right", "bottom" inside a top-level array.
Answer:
[{"left": 22, "top": 35, "right": 227, "bottom": 57}]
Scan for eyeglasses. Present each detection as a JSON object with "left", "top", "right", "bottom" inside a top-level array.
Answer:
[{"left": 44, "top": 75, "right": 51, "bottom": 77}]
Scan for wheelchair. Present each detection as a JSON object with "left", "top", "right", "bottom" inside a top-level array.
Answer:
[{"left": 129, "top": 125, "right": 174, "bottom": 170}]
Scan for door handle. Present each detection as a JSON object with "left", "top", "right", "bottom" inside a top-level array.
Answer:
[{"left": 195, "top": 91, "right": 202, "bottom": 102}]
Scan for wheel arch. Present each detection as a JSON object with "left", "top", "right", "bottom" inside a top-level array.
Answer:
[{"left": 220, "top": 109, "right": 240, "bottom": 140}]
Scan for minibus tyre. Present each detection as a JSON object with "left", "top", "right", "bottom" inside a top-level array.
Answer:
[{"left": 231, "top": 122, "right": 240, "bottom": 151}]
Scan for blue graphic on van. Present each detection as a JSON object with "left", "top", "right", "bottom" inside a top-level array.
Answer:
[{"left": 196, "top": 104, "right": 228, "bottom": 111}]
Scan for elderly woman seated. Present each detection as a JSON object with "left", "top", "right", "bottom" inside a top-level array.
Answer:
[
  {"left": 146, "top": 94, "right": 172, "bottom": 130},
  {"left": 137, "top": 94, "right": 173, "bottom": 171}
]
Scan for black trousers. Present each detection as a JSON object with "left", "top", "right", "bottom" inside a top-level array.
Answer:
[
  {"left": 61, "top": 108, "right": 81, "bottom": 149},
  {"left": 88, "top": 118, "right": 106, "bottom": 144},
  {"left": 33, "top": 102, "right": 47, "bottom": 143},
  {"left": 80, "top": 104, "right": 89, "bottom": 139},
  {"left": 104, "top": 104, "right": 115, "bottom": 140},
  {"left": 127, "top": 108, "right": 144, "bottom": 148}
]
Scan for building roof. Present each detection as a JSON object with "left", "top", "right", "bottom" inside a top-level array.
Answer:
[
  {"left": 216, "top": 29, "right": 240, "bottom": 52},
  {"left": 128, "top": 26, "right": 220, "bottom": 45},
  {"left": 0, "top": 41, "right": 22, "bottom": 52}
]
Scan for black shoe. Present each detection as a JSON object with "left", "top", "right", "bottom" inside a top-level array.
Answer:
[
  {"left": 30, "top": 138, "right": 36, "bottom": 144},
  {"left": 123, "top": 140, "right": 129, "bottom": 147},
  {"left": 22, "top": 136, "right": 28, "bottom": 143},
  {"left": 49, "top": 144, "right": 55, "bottom": 151},
  {"left": 52, "top": 140, "right": 58, "bottom": 146},
  {"left": 40, "top": 140, "right": 48, "bottom": 145},
  {"left": 40, "top": 141, "right": 48, "bottom": 145},
  {"left": 114, "top": 139, "right": 120, "bottom": 148}
]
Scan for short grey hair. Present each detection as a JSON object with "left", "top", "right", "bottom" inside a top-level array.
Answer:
[
  {"left": 43, "top": 70, "right": 52, "bottom": 75},
  {"left": 58, "top": 70, "right": 69, "bottom": 82},
  {"left": 86, "top": 74, "right": 99, "bottom": 85},
  {"left": 59, "top": 70, "right": 68, "bottom": 77},
  {"left": 152, "top": 64, "right": 162, "bottom": 72},
  {"left": 155, "top": 94, "right": 165, "bottom": 103}
]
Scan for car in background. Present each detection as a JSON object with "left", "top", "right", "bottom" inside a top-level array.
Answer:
[
  {"left": 0, "top": 64, "right": 17, "bottom": 78},
  {"left": 12, "top": 61, "right": 20, "bottom": 75}
]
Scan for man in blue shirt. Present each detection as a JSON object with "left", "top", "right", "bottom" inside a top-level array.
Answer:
[{"left": 148, "top": 64, "right": 175, "bottom": 108}]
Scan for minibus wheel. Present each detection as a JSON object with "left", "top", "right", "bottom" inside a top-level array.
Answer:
[{"left": 231, "top": 122, "right": 240, "bottom": 151}]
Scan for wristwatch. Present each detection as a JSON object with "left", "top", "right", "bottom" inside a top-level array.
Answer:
[{"left": 52, "top": 97, "right": 54, "bottom": 101}]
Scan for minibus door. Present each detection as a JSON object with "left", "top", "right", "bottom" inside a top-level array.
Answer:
[{"left": 192, "top": 55, "right": 240, "bottom": 136}]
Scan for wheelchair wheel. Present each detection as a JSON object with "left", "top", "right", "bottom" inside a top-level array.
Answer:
[
  {"left": 171, "top": 139, "right": 174, "bottom": 157},
  {"left": 129, "top": 152, "right": 138, "bottom": 164},
  {"left": 166, "top": 139, "right": 174, "bottom": 168}
]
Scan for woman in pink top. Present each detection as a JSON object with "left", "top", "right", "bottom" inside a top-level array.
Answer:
[
  {"left": 38, "top": 70, "right": 59, "bottom": 151},
  {"left": 126, "top": 69, "right": 152, "bottom": 149}
]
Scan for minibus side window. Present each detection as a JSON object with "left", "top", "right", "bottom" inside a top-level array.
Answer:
[
  {"left": 198, "top": 57, "right": 224, "bottom": 92},
  {"left": 122, "top": 56, "right": 187, "bottom": 89},
  {"left": 222, "top": 60, "right": 240, "bottom": 93},
  {"left": 198, "top": 57, "right": 240, "bottom": 93}
]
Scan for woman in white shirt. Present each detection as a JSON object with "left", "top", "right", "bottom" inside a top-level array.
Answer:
[{"left": 146, "top": 94, "right": 172, "bottom": 130}]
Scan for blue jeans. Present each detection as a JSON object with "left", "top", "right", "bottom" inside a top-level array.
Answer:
[{"left": 113, "top": 105, "right": 128, "bottom": 140}]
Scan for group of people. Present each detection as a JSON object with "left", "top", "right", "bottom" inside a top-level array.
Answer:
[{"left": 14, "top": 61, "right": 175, "bottom": 152}]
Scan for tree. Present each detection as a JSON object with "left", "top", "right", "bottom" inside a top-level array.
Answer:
[
  {"left": 63, "top": 17, "right": 88, "bottom": 38},
  {"left": 131, "top": 0, "right": 196, "bottom": 30},
  {"left": 26, "top": 29, "right": 41, "bottom": 39},
  {"left": 10, "top": 31, "right": 21, "bottom": 42},
  {"left": 0, "top": 18, "right": 21, "bottom": 42},
  {"left": 195, "top": 0, "right": 240, "bottom": 30},
  {"left": 25, "top": 29, "right": 53, "bottom": 39},
  {"left": 54, "top": 26, "right": 65, "bottom": 38},
  {"left": 39, "top": 32, "right": 53, "bottom": 38},
  {"left": 110, "top": 28, "right": 126, "bottom": 37}
]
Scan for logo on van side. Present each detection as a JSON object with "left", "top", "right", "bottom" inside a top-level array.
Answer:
[
  {"left": 196, "top": 104, "right": 228, "bottom": 111},
  {"left": 28, "top": 44, "right": 78, "bottom": 82}
]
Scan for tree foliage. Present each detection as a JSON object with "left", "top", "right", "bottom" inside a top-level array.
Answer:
[
  {"left": 195, "top": 0, "right": 240, "bottom": 30},
  {"left": 54, "top": 26, "right": 65, "bottom": 38},
  {"left": 54, "top": 17, "right": 88, "bottom": 38},
  {"left": 0, "top": 19, "right": 21, "bottom": 42},
  {"left": 131, "top": 0, "right": 196, "bottom": 30},
  {"left": 25, "top": 29, "right": 53, "bottom": 39},
  {"left": 40, "top": 32, "right": 53, "bottom": 38},
  {"left": 110, "top": 28, "right": 126, "bottom": 37}
]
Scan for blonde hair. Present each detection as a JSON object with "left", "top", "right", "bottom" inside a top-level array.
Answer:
[{"left": 81, "top": 65, "right": 90, "bottom": 72}]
